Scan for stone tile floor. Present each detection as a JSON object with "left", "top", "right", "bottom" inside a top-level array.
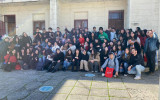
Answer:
[{"left": 0, "top": 68, "right": 159, "bottom": 100}]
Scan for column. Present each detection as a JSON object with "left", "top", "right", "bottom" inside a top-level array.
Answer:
[{"left": 50, "top": 0, "right": 57, "bottom": 31}]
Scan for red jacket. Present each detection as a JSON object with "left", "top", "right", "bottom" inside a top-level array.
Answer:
[
  {"left": 4, "top": 54, "right": 10, "bottom": 63},
  {"left": 79, "top": 38, "right": 85, "bottom": 46},
  {"left": 138, "top": 35, "right": 147, "bottom": 47},
  {"left": 9, "top": 55, "right": 17, "bottom": 63}
]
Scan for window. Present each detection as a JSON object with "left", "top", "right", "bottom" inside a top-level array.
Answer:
[
  {"left": 109, "top": 11, "right": 124, "bottom": 19},
  {"left": 33, "top": 21, "right": 45, "bottom": 32},
  {"left": 74, "top": 20, "right": 88, "bottom": 29}
]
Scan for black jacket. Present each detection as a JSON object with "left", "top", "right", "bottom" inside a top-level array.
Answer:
[
  {"left": 129, "top": 54, "right": 144, "bottom": 67},
  {"left": 72, "top": 53, "right": 81, "bottom": 61},
  {"left": 54, "top": 52, "right": 64, "bottom": 62},
  {"left": 81, "top": 54, "right": 89, "bottom": 61}
]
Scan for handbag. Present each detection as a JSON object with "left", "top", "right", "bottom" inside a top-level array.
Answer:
[{"left": 105, "top": 67, "right": 114, "bottom": 78}]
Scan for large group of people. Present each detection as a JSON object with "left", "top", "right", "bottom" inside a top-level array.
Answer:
[{"left": 0, "top": 26, "right": 159, "bottom": 80}]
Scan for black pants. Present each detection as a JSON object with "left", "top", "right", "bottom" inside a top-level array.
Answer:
[
  {"left": 44, "top": 59, "right": 52, "bottom": 70},
  {"left": 72, "top": 60, "right": 80, "bottom": 71},
  {"left": 146, "top": 51, "right": 156, "bottom": 73}
]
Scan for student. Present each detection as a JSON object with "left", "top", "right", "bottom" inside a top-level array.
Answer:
[
  {"left": 144, "top": 30, "right": 159, "bottom": 75},
  {"left": 33, "top": 27, "right": 42, "bottom": 43},
  {"left": 51, "top": 48, "right": 64, "bottom": 73},
  {"left": 72, "top": 49, "right": 81, "bottom": 72},
  {"left": 101, "top": 52, "right": 119, "bottom": 77},
  {"left": 29, "top": 49, "right": 39, "bottom": 69},
  {"left": 68, "top": 42, "right": 76, "bottom": 54},
  {"left": 100, "top": 47, "right": 109, "bottom": 66},
  {"left": 121, "top": 48, "right": 131, "bottom": 76},
  {"left": 52, "top": 42, "right": 60, "bottom": 53},
  {"left": 21, "top": 32, "right": 32, "bottom": 48},
  {"left": 98, "top": 27, "right": 109, "bottom": 43},
  {"left": 60, "top": 42, "right": 69, "bottom": 56},
  {"left": 79, "top": 34, "right": 85, "bottom": 47},
  {"left": 80, "top": 50, "right": 89, "bottom": 72},
  {"left": 63, "top": 49, "right": 73, "bottom": 71},
  {"left": 89, "top": 49, "right": 100, "bottom": 73},
  {"left": 5, "top": 49, "right": 17, "bottom": 72},
  {"left": 128, "top": 48, "right": 145, "bottom": 80},
  {"left": 110, "top": 28, "right": 117, "bottom": 41}
]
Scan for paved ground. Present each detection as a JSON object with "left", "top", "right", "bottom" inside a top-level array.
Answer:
[{"left": 0, "top": 67, "right": 159, "bottom": 100}]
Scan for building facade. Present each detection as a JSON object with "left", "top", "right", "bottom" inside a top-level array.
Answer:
[{"left": 0, "top": 0, "right": 160, "bottom": 38}]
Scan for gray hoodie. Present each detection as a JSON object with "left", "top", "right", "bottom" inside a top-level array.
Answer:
[{"left": 101, "top": 57, "right": 119, "bottom": 72}]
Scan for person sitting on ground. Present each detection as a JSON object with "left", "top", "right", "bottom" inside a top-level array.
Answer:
[
  {"left": 80, "top": 50, "right": 89, "bottom": 72},
  {"left": 128, "top": 48, "right": 145, "bottom": 80},
  {"left": 63, "top": 49, "right": 73, "bottom": 71},
  {"left": 101, "top": 52, "right": 119, "bottom": 78},
  {"left": 89, "top": 49, "right": 100, "bottom": 73},
  {"left": 72, "top": 49, "right": 81, "bottom": 72}
]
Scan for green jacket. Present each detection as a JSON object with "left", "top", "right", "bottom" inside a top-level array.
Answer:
[{"left": 98, "top": 32, "right": 109, "bottom": 42}]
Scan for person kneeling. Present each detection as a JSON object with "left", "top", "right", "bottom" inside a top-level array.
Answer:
[
  {"left": 101, "top": 52, "right": 119, "bottom": 78},
  {"left": 128, "top": 48, "right": 145, "bottom": 80}
]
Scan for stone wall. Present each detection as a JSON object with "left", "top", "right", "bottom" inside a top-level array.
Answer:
[{"left": 0, "top": 3, "right": 50, "bottom": 37}]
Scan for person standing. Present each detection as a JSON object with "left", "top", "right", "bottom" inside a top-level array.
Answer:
[{"left": 144, "top": 30, "right": 159, "bottom": 74}]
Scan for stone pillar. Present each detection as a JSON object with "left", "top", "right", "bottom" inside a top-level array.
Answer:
[
  {"left": 126, "top": 0, "right": 131, "bottom": 29},
  {"left": 50, "top": 0, "right": 57, "bottom": 31}
]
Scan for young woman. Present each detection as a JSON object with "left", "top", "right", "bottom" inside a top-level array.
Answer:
[
  {"left": 100, "top": 47, "right": 109, "bottom": 66},
  {"left": 29, "top": 49, "right": 39, "bottom": 69},
  {"left": 21, "top": 32, "right": 32, "bottom": 48},
  {"left": 52, "top": 42, "right": 60, "bottom": 53},
  {"left": 72, "top": 49, "right": 81, "bottom": 72},
  {"left": 121, "top": 48, "right": 131, "bottom": 76},
  {"left": 4, "top": 49, "right": 17, "bottom": 72},
  {"left": 60, "top": 42, "right": 69, "bottom": 56},
  {"left": 80, "top": 50, "right": 89, "bottom": 72},
  {"left": 79, "top": 34, "right": 85, "bottom": 47},
  {"left": 89, "top": 49, "right": 100, "bottom": 72},
  {"left": 51, "top": 48, "right": 64, "bottom": 73},
  {"left": 63, "top": 49, "right": 73, "bottom": 71}
]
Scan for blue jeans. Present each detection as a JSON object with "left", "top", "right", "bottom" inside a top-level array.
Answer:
[
  {"left": 128, "top": 65, "right": 145, "bottom": 77},
  {"left": 63, "top": 60, "right": 71, "bottom": 69},
  {"left": 123, "top": 63, "right": 128, "bottom": 74}
]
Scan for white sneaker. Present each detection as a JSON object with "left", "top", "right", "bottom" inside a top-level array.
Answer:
[
  {"left": 113, "top": 75, "right": 117, "bottom": 78},
  {"left": 124, "top": 74, "right": 127, "bottom": 77},
  {"left": 95, "top": 71, "right": 98, "bottom": 73},
  {"left": 134, "top": 76, "right": 141, "bottom": 80},
  {"left": 92, "top": 71, "right": 94, "bottom": 73},
  {"left": 102, "top": 73, "right": 105, "bottom": 77}
]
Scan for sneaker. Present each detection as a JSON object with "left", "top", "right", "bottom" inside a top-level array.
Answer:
[
  {"left": 113, "top": 75, "right": 117, "bottom": 78},
  {"left": 102, "top": 73, "right": 105, "bottom": 77},
  {"left": 95, "top": 71, "right": 98, "bottom": 73},
  {"left": 124, "top": 74, "right": 127, "bottom": 77},
  {"left": 134, "top": 76, "right": 141, "bottom": 80},
  {"left": 92, "top": 71, "right": 94, "bottom": 73}
]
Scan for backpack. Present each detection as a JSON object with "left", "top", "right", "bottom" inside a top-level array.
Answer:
[{"left": 106, "top": 58, "right": 116, "bottom": 67}]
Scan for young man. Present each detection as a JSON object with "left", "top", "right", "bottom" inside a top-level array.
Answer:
[
  {"left": 144, "top": 30, "right": 159, "bottom": 75},
  {"left": 110, "top": 28, "right": 117, "bottom": 41},
  {"left": 101, "top": 52, "right": 119, "bottom": 77},
  {"left": 128, "top": 48, "right": 145, "bottom": 80},
  {"left": 98, "top": 27, "right": 109, "bottom": 43},
  {"left": 33, "top": 27, "right": 42, "bottom": 43}
]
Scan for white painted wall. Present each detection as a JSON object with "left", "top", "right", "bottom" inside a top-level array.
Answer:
[
  {"left": 57, "top": 0, "right": 127, "bottom": 33},
  {"left": 128, "top": 0, "right": 159, "bottom": 34},
  {"left": 0, "top": 3, "right": 50, "bottom": 37}
]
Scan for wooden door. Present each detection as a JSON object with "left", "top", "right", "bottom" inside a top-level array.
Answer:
[{"left": 108, "top": 10, "right": 124, "bottom": 30}]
